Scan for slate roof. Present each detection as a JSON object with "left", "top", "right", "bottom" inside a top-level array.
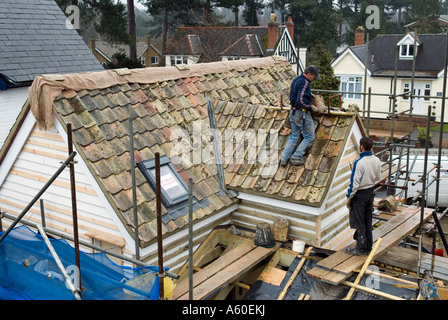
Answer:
[
  {"left": 351, "top": 34, "right": 447, "bottom": 78},
  {"left": 0, "top": 0, "right": 103, "bottom": 84},
  {"left": 49, "top": 57, "right": 301, "bottom": 246}
]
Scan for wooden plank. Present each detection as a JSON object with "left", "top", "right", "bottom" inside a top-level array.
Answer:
[
  {"left": 307, "top": 207, "right": 433, "bottom": 285},
  {"left": 316, "top": 209, "right": 417, "bottom": 271},
  {"left": 316, "top": 207, "right": 421, "bottom": 271},
  {"left": 344, "top": 238, "right": 383, "bottom": 300},
  {"left": 172, "top": 241, "right": 254, "bottom": 300},
  {"left": 377, "top": 246, "right": 448, "bottom": 281},
  {"left": 258, "top": 266, "right": 287, "bottom": 286},
  {"left": 177, "top": 245, "right": 273, "bottom": 300},
  {"left": 277, "top": 246, "right": 313, "bottom": 300},
  {"left": 331, "top": 208, "right": 431, "bottom": 276}
]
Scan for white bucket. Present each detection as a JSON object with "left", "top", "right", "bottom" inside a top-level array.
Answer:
[{"left": 292, "top": 240, "right": 305, "bottom": 253}]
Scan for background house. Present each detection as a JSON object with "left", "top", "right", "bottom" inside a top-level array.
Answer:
[
  {"left": 332, "top": 28, "right": 448, "bottom": 123},
  {"left": 165, "top": 15, "right": 305, "bottom": 73},
  {"left": 0, "top": 0, "right": 103, "bottom": 151},
  {"left": 163, "top": 34, "right": 204, "bottom": 66},
  {"left": 89, "top": 37, "right": 162, "bottom": 68},
  {"left": 0, "top": 56, "right": 371, "bottom": 274}
]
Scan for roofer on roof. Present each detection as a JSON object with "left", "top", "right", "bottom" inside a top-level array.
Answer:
[{"left": 281, "top": 65, "right": 320, "bottom": 167}]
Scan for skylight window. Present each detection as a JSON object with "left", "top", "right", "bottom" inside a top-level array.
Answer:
[{"left": 137, "top": 155, "right": 188, "bottom": 208}]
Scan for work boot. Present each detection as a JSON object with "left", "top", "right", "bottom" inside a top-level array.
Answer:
[
  {"left": 345, "top": 247, "right": 368, "bottom": 256},
  {"left": 280, "top": 158, "right": 288, "bottom": 167},
  {"left": 290, "top": 157, "right": 305, "bottom": 166}
]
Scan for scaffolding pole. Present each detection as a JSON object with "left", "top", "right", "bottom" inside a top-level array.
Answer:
[
  {"left": 0, "top": 151, "right": 77, "bottom": 245},
  {"left": 36, "top": 224, "right": 82, "bottom": 300}
]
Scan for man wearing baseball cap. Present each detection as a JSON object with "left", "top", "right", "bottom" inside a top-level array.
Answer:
[{"left": 281, "top": 65, "right": 321, "bottom": 166}]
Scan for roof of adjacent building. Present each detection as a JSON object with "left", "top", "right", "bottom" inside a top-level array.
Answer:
[
  {"left": 171, "top": 26, "right": 286, "bottom": 62},
  {"left": 94, "top": 39, "right": 162, "bottom": 62},
  {"left": 350, "top": 33, "right": 447, "bottom": 77},
  {"left": 219, "top": 34, "right": 264, "bottom": 57},
  {"left": 26, "top": 56, "right": 357, "bottom": 246},
  {"left": 164, "top": 34, "right": 204, "bottom": 56},
  {"left": 0, "top": 0, "right": 103, "bottom": 84}
]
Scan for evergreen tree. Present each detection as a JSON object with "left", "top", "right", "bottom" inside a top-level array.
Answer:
[
  {"left": 214, "top": 0, "right": 245, "bottom": 26},
  {"left": 105, "top": 52, "right": 145, "bottom": 69},
  {"left": 242, "top": 0, "right": 264, "bottom": 26},
  {"left": 308, "top": 43, "right": 341, "bottom": 109},
  {"left": 141, "top": 0, "right": 204, "bottom": 52},
  {"left": 56, "top": 0, "right": 130, "bottom": 45}
]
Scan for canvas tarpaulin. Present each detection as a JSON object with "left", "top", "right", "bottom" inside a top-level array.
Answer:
[{"left": 27, "top": 56, "right": 289, "bottom": 131}]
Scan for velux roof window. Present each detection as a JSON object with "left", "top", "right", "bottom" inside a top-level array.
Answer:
[{"left": 137, "top": 155, "right": 209, "bottom": 223}]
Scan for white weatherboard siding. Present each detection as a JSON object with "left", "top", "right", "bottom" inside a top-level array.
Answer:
[
  {"left": 0, "top": 115, "right": 237, "bottom": 272},
  {"left": 0, "top": 122, "right": 127, "bottom": 256}
]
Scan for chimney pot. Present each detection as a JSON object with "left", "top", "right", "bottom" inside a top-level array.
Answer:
[{"left": 354, "top": 26, "right": 365, "bottom": 46}]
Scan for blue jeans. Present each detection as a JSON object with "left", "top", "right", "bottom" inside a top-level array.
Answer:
[{"left": 281, "top": 109, "right": 315, "bottom": 162}]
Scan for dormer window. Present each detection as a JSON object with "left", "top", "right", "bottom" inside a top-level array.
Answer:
[
  {"left": 400, "top": 44, "right": 414, "bottom": 59},
  {"left": 397, "top": 33, "right": 420, "bottom": 60}
]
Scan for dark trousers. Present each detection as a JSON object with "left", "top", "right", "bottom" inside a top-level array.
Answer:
[{"left": 349, "top": 187, "right": 374, "bottom": 252}]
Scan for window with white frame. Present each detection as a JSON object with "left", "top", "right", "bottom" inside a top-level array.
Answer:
[
  {"left": 402, "top": 83, "right": 431, "bottom": 101},
  {"left": 338, "top": 76, "right": 362, "bottom": 100},
  {"left": 171, "top": 55, "right": 186, "bottom": 65},
  {"left": 400, "top": 44, "right": 414, "bottom": 59},
  {"left": 403, "top": 83, "right": 410, "bottom": 100},
  {"left": 151, "top": 56, "right": 159, "bottom": 65},
  {"left": 424, "top": 84, "right": 431, "bottom": 101}
]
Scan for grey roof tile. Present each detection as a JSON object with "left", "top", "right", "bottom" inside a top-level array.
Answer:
[{"left": 0, "top": 0, "right": 103, "bottom": 84}]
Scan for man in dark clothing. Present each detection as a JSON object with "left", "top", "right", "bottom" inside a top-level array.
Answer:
[
  {"left": 281, "top": 65, "right": 320, "bottom": 167},
  {"left": 346, "top": 137, "right": 382, "bottom": 255}
]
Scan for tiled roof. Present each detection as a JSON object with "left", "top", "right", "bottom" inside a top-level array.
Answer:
[
  {"left": 218, "top": 101, "right": 355, "bottom": 206},
  {"left": 220, "top": 34, "right": 264, "bottom": 57},
  {"left": 351, "top": 34, "right": 446, "bottom": 76},
  {"left": 173, "top": 26, "right": 285, "bottom": 62},
  {"left": 164, "top": 34, "right": 204, "bottom": 56},
  {"left": 0, "top": 0, "right": 103, "bottom": 83},
  {"left": 50, "top": 57, "right": 296, "bottom": 245}
]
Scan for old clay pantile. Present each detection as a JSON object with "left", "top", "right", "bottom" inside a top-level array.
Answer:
[{"left": 46, "top": 57, "right": 356, "bottom": 246}]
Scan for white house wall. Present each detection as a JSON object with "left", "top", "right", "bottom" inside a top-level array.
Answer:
[
  {"left": 333, "top": 49, "right": 448, "bottom": 122},
  {"left": 0, "top": 121, "right": 128, "bottom": 258},
  {"left": 0, "top": 87, "right": 28, "bottom": 148}
]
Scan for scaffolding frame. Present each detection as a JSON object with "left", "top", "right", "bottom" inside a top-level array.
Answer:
[{"left": 312, "top": 31, "right": 448, "bottom": 280}]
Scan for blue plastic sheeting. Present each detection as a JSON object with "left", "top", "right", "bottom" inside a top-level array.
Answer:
[{"left": 0, "top": 226, "right": 162, "bottom": 300}]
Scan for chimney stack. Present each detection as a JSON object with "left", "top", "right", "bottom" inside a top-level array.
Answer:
[
  {"left": 268, "top": 13, "right": 279, "bottom": 49},
  {"left": 354, "top": 26, "right": 365, "bottom": 46},
  {"left": 286, "top": 16, "right": 294, "bottom": 40}
]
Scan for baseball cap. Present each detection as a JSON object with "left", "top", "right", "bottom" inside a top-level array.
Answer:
[{"left": 305, "top": 65, "right": 321, "bottom": 80}]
